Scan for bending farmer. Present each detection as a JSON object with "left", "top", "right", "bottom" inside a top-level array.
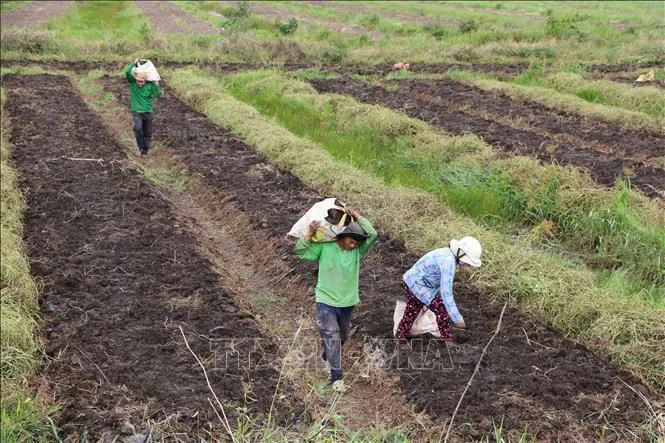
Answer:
[
  {"left": 396, "top": 236, "right": 483, "bottom": 343},
  {"left": 295, "top": 207, "right": 377, "bottom": 393},
  {"left": 125, "top": 59, "right": 161, "bottom": 156}
]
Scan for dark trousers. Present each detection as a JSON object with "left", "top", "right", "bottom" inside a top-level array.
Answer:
[
  {"left": 132, "top": 112, "right": 154, "bottom": 153},
  {"left": 316, "top": 302, "right": 353, "bottom": 382}
]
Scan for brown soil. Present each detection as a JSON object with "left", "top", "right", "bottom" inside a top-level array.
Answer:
[
  {"left": 136, "top": 1, "right": 218, "bottom": 35},
  {"left": 3, "top": 74, "right": 303, "bottom": 440},
  {"left": 308, "top": 77, "right": 665, "bottom": 199},
  {"left": 589, "top": 63, "right": 664, "bottom": 74},
  {"left": 0, "top": 1, "right": 72, "bottom": 28},
  {"left": 240, "top": 0, "right": 378, "bottom": 37},
  {"left": 98, "top": 75, "right": 660, "bottom": 441}
]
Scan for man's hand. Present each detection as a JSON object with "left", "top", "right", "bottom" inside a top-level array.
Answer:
[
  {"left": 454, "top": 318, "right": 466, "bottom": 329},
  {"left": 345, "top": 206, "right": 361, "bottom": 220},
  {"left": 304, "top": 220, "right": 321, "bottom": 241}
]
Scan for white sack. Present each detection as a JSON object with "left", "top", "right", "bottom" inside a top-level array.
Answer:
[
  {"left": 288, "top": 198, "right": 346, "bottom": 241},
  {"left": 131, "top": 60, "right": 161, "bottom": 82},
  {"left": 393, "top": 300, "right": 441, "bottom": 338}
]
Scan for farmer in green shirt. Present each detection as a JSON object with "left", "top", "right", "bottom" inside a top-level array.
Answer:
[
  {"left": 125, "top": 59, "right": 161, "bottom": 156},
  {"left": 295, "top": 207, "right": 377, "bottom": 392}
]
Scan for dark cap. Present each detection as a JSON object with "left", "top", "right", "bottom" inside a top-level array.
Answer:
[{"left": 335, "top": 221, "right": 368, "bottom": 242}]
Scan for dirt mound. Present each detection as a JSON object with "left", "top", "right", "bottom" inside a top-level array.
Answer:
[
  {"left": 102, "top": 75, "right": 658, "bottom": 440},
  {"left": 136, "top": 1, "right": 218, "bottom": 35},
  {"left": 1, "top": 1, "right": 72, "bottom": 28},
  {"left": 3, "top": 74, "right": 303, "bottom": 440},
  {"left": 308, "top": 77, "right": 665, "bottom": 199}
]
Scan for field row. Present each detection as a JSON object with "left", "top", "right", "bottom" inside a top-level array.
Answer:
[{"left": 2, "top": 68, "right": 662, "bottom": 440}]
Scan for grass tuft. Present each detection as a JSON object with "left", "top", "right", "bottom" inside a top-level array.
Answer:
[{"left": 1, "top": 87, "right": 55, "bottom": 440}]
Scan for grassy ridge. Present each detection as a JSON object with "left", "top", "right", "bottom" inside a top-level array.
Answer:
[
  {"left": 0, "top": 86, "right": 53, "bottom": 441},
  {"left": 514, "top": 70, "right": 665, "bottom": 117},
  {"left": 220, "top": 70, "right": 665, "bottom": 301},
  {"left": 166, "top": 67, "right": 665, "bottom": 391}
]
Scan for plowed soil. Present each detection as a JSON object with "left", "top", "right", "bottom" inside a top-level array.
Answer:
[
  {"left": 309, "top": 77, "right": 665, "bottom": 199},
  {"left": 101, "top": 75, "right": 658, "bottom": 441},
  {"left": 3, "top": 74, "right": 301, "bottom": 440},
  {"left": 0, "top": 0, "right": 72, "bottom": 28}
]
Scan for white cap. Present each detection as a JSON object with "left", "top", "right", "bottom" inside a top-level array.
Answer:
[{"left": 449, "top": 236, "right": 482, "bottom": 267}]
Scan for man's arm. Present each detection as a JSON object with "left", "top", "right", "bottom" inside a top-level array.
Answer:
[
  {"left": 356, "top": 216, "right": 377, "bottom": 256},
  {"left": 295, "top": 237, "right": 322, "bottom": 261},
  {"left": 125, "top": 60, "right": 137, "bottom": 84},
  {"left": 439, "top": 262, "right": 462, "bottom": 325},
  {"left": 152, "top": 82, "right": 162, "bottom": 98}
]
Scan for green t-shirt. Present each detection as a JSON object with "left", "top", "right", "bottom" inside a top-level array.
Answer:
[
  {"left": 125, "top": 62, "right": 161, "bottom": 113},
  {"left": 295, "top": 217, "right": 377, "bottom": 307}
]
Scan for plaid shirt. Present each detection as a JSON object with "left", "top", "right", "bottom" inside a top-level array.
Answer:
[{"left": 402, "top": 248, "right": 462, "bottom": 323}]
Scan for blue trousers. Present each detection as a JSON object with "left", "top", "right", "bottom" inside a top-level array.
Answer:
[{"left": 316, "top": 302, "right": 353, "bottom": 382}]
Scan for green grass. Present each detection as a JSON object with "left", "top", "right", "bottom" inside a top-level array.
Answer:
[
  {"left": 0, "top": 87, "right": 56, "bottom": 441},
  {"left": 166, "top": 67, "right": 665, "bottom": 392},
  {"left": 0, "top": 0, "right": 30, "bottom": 14},
  {"left": 514, "top": 70, "right": 665, "bottom": 117},
  {"left": 219, "top": 70, "right": 665, "bottom": 299},
  {"left": 44, "top": 1, "right": 148, "bottom": 40}
]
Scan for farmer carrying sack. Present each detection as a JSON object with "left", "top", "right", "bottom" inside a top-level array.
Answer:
[
  {"left": 132, "top": 59, "right": 161, "bottom": 82},
  {"left": 288, "top": 198, "right": 352, "bottom": 242}
]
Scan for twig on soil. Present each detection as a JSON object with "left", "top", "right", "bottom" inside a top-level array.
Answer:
[
  {"left": 442, "top": 302, "right": 508, "bottom": 443},
  {"left": 522, "top": 327, "right": 556, "bottom": 350},
  {"left": 274, "top": 267, "right": 294, "bottom": 284},
  {"left": 616, "top": 377, "right": 659, "bottom": 421},
  {"left": 179, "top": 326, "right": 235, "bottom": 442},
  {"left": 62, "top": 156, "right": 105, "bottom": 165},
  {"left": 92, "top": 362, "right": 111, "bottom": 385}
]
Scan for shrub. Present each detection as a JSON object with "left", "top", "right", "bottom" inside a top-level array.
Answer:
[
  {"left": 545, "top": 13, "right": 588, "bottom": 40},
  {"left": 275, "top": 17, "right": 298, "bottom": 36},
  {"left": 459, "top": 18, "right": 479, "bottom": 34}
]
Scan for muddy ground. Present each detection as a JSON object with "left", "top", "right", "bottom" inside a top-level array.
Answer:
[
  {"left": 100, "top": 75, "right": 658, "bottom": 440},
  {"left": 136, "top": 1, "right": 218, "bottom": 35},
  {"left": 308, "top": 77, "right": 665, "bottom": 199},
  {"left": 3, "top": 74, "right": 302, "bottom": 441},
  {"left": 0, "top": 1, "right": 72, "bottom": 28}
]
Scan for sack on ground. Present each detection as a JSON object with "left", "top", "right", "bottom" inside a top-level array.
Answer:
[
  {"left": 131, "top": 59, "right": 161, "bottom": 82},
  {"left": 392, "top": 300, "right": 441, "bottom": 338},
  {"left": 288, "top": 198, "right": 351, "bottom": 242}
]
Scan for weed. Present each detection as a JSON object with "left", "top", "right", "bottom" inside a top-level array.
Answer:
[
  {"left": 459, "top": 18, "right": 479, "bottom": 34},
  {"left": 321, "top": 43, "right": 348, "bottom": 64},
  {"left": 545, "top": 13, "right": 588, "bottom": 40},
  {"left": 138, "top": 22, "right": 153, "bottom": 41},
  {"left": 276, "top": 17, "right": 299, "bottom": 36}
]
